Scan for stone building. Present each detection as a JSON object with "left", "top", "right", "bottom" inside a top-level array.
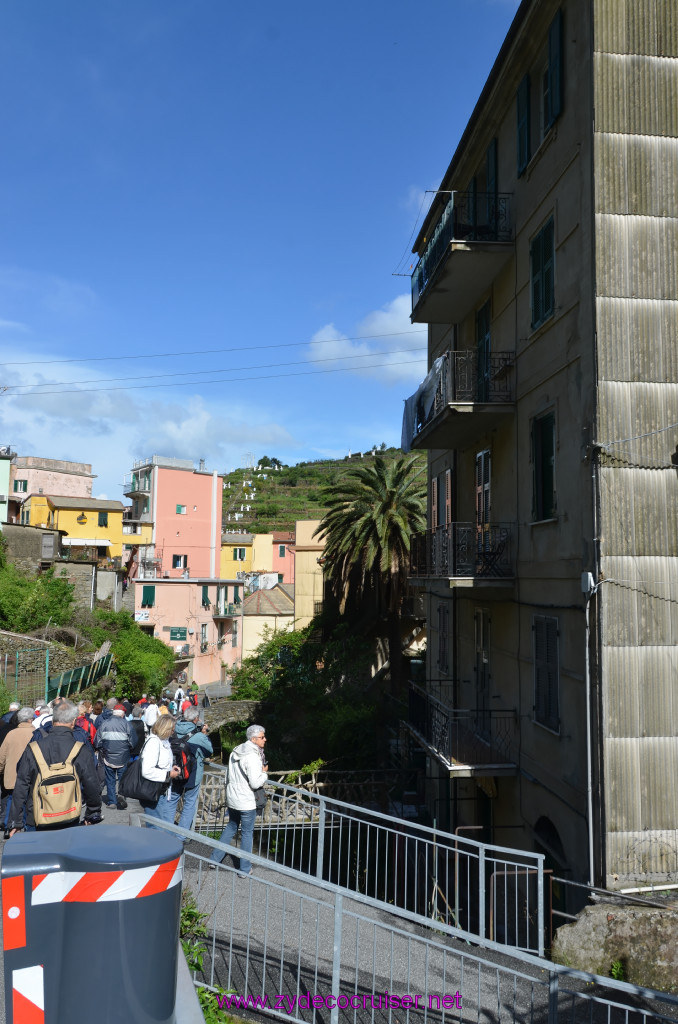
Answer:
[{"left": 402, "top": 0, "right": 678, "bottom": 888}]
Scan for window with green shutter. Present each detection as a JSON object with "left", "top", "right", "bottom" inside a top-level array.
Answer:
[
  {"left": 233, "top": 585, "right": 240, "bottom": 605},
  {"left": 516, "top": 74, "right": 531, "bottom": 175},
  {"left": 202, "top": 585, "right": 210, "bottom": 608},
  {"left": 98, "top": 512, "right": 108, "bottom": 528},
  {"left": 546, "top": 9, "right": 563, "bottom": 128},
  {"left": 530, "top": 218, "right": 554, "bottom": 329},
  {"left": 141, "top": 585, "right": 155, "bottom": 608},
  {"left": 170, "top": 627, "right": 187, "bottom": 641},
  {"left": 533, "top": 615, "right": 559, "bottom": 732},
  {"left": 532, "top": 412, "right": 556, "bottom": 520}
]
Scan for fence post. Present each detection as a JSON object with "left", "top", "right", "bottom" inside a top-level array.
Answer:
[
  {"left": 316, "top": 797, "right": 326, "bottom": 881},
  {"left": 478, "top": 847, "right": 486, "bottom": 941},
  {"left": 330, "top": 892, "right": 342, "bottom": 1024},
  {"left": 44, "top": 648, "right": 49, "bottom": 704},
  {"left": 537, "top": 857, "right": 545, "bottom": 957},
  {"left": 547, "top": 971, "right": 559, "bottom": 1024}
]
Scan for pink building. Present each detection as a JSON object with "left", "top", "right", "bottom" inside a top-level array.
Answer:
[
  {"left": 8, "top": 456, "right": 95, "bottom": 524},
  {"left": 134, "top": 577, "right": 243, "bottom": 687},
  {"left": 272, "top": 531, "right": 295, "bottom": 584},
  {"left": 123, "top": 456, "right": 222, "bottom": 581}
]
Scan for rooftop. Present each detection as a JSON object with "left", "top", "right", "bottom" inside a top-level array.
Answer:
[
  {"left": 46, "top": 496, "right": 125, "bottom": 511},
  {"left": 244, "top": 584, "right": 295, "bottom": 615}
]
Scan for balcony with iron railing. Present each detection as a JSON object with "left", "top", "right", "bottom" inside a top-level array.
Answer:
[
  {"left": 411, "top": 191, "right": 513, "bottom": 324},
  {"left": 403, "top": 349, "right": 515, "bottom": 452},
  {"left": 405, "top": 682, "right": 517, "bottom": 776},
  {"left": 213, "top": 603, "right": 238, "bottom": 619},
  {"left": 122, "top": 474, "right": 152, "bottom": 498},
  {"left": 410, "top": 522, "right": 514, "bottom": 587}
]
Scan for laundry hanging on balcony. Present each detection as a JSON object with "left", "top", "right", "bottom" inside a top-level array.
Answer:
[{"left": 401, "top": 354, "right": 445, "bottom": 453}]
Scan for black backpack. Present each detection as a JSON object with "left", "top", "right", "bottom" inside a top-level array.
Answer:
[{"left": 169, "top": 729, "right": 198, "bottom": 789}]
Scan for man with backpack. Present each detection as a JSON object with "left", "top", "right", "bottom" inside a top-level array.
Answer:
[
  {"left": 8, "top": 699, "right": 102, "bottom": 834},
  {"left": 164, "top": 707, "right": 213, "bottom": 831}
]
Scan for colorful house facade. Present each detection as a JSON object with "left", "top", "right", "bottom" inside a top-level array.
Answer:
[
  {"left": 123, "top": 456, "right": 223, "bottom": 580},
  {"left": 134, "top": 577, "right": 243, "bottom": 686},
  {"left": 21, "top": 495, "right": 125, "bottom": 561}
]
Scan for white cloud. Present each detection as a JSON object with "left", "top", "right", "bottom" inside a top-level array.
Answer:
[
  {"left": 0, "top": 346, "right": 298, "bottom": 498},
  {"left": 307, "top": 295, "right": 426, "bottom": 385}
]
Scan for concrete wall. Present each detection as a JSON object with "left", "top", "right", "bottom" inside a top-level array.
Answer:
[{"left": 9, "top": 457, "right": 94, "bottom": 499}]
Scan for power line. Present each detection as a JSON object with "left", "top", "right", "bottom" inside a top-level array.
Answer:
[
  {"left": 5, "top": 358, "right": 426, "bottom": 397},
  {"left": 0, "top": 329, "right": 427, "bottom": 368},
  {"left": 5, "top": 347, "right": 426, "bottom": 392}
]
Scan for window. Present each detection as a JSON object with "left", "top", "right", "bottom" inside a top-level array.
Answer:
[
  {"left": 142, "top": 498, "right": 150, "bottom": 514},
  {"left": 98, "top": 512, "right": 108, "bottom": 528},
  {"left": 437, "top": 603, "right": 449, "bottom": 674},
  {"left": 172, "top": 555, "right": 187, "bottom": 569},
  {"left": 516, "top": 74, "right": 531, "bottom": 175},
  {"left": 232, "top": 620, "right": 238, "bottom": 647},
  {"left": 532, "top": 412, "right": 556, "bottom": 519},
  {"left": 200, "top": 623, "right": 208, "bottom": 652},
  {"left": 534, "top": 615, "right": 559, "bottom": 732},
  {"left": 516, "top": 10, "right": 563, "bottom": 175},
  {"left": 201, "top": 584, "right": 210, "bottom": 608},
  {"left": 13, "top": 479, "right": 27, "bottom": 493},
  {"left": 530, "top": 218, "right": 554, "bottom": 328},
  {"left": 233, "top": 585, "right": 240, "bottom": 605},
  {"left": 141, "top": 585, "right": 155, "bottom": 608},
  {"left": 170, "top": 627, "right": 187, "bottom": 642},
  {"left": 233, "top": 547, "right": 246, "bottom": 561},
  {"left": 278, "top": 573, "right": 284, "bottom": 584},
  {"left": 545, "top": 10, "right": 563, "bottom": 130},
  {"left": 278, "top": 544, "right": 286, "bottom": 558},
  {"left": 176, "top": 504, "right": 186, "bottom": 515},
  {"left": 475, "top": 609, "right": 491, "bottom": 740}
]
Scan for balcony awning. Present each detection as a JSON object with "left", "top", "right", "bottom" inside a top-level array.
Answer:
[
  {"left": 61, "top": 537, "right": 112, "bottom": 547},
  {"left": 401, "top": 354, "right": 445, "bottom": 453}
]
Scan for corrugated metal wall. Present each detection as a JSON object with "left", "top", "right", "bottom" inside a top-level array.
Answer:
[{"left": 594, "top": 0, "right": 678, "bottom": 883}]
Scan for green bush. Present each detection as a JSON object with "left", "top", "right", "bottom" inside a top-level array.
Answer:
[{"left": 81, "top": 610, "right": 175, "bottom": 700}]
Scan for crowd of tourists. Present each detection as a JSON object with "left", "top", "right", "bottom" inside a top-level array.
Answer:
[{"left": 0, "top": 685, "right": 213, "bottom": 836}]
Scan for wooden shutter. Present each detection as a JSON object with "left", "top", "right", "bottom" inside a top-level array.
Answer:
[
  {"left": 516, "top": 74, "right": 531, "bottom": 175},
  {"left": 548, "top": 10, "right": 563, "bottom": 125},
  {"left": 445, "top": 469, "right": 452, "bottom": 526},
  {"left": 530, "top": 233, "right": 543, "bottom": 327},
  {"left": 486, "top": 138, "right": 498, "bottom": 235},
  {"left": 534, "top": 616, "right": 559, "bottom": 730},
  {"left": 542, "top": 220, "right": 555, "bottom": 319},
  {"left": 475, "top": 451, "right": 491, "bottom": 527},
  {"left": 141, "top": 585, "right": 155, "bottom": 608}
]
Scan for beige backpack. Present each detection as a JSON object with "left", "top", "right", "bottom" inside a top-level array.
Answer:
[{"left": 31, "top": 740, "right": 83, "bottom": 827}]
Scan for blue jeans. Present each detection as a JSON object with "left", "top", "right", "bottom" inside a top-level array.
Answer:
[
  {"left": 141, "top": 796, "right": 170, "bottom": 829},
  {"left": 162, "top": 785, "right": 201, "bottom": 831},
  {"left": 104, "top": 763, "right": 128, "bottom": 805},
  {"left": 210, "top": 808, "right": 256, "bottom": 873}
]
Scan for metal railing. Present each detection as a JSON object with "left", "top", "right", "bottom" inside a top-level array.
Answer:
[
  {"left": 213, "top": 603, "right": 238, "bottom": 618},
  {"left": 410, "top": 521, "right": 514, "bottom": 578},
  {"left": 196, "top": 767, "right": 545, "bottom": 954},
  {"left": 409, "top": 349, "right": 514, "bottom": 443},
  {"left": 141, "top": 816, "right": 678, "bottom": 1024},
  {"left": 412, "top": 191, "right": 512, "bottom": 308},
  {"left": 407, "top": 682, "right": 517, "bottom": 767}
]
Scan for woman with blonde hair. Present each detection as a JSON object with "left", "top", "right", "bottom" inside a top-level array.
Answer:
[{"left": 140, "top": 715, "right": 180, "bottom": 823}]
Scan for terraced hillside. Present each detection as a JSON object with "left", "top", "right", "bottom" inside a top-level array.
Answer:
[{"left": 222, "top": 448, "right": 425, "bottom": 533}]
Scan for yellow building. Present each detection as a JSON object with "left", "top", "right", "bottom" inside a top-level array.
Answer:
[
  {"left": 291, "top": 520, "right": 325, "bottom": 629},
  {"left": 220, "top": 532, "right": 254, "bottom": 576},
  {"left": 27, "top": 496, "right": 126, "bottom": 560}
]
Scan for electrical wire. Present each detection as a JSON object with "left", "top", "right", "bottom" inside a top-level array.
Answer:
[
  {"left": 4, "top": 347, "right": 426, "bottom": 392},
  {"left": 6, "top": 358, "right": 426, "bottom": 397},
  {"left": 0, "top": 329, "right": 427, "bottom": 368}
]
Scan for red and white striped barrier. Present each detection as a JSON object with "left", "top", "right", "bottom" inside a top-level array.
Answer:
[
  {"left": 12, "top": 965, "right": 44, "bottom": 1024},
  {"left": 30, "top": 856, "right": 182, "bottom": 905}
]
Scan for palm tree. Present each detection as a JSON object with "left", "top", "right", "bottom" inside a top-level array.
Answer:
[{"left": 314, "top": 454, "right": 426, "bottom": 686}]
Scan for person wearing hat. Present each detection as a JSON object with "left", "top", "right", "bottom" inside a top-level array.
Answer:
[{"left": 95, "top": 703, "right": 134, "bottom": 809}]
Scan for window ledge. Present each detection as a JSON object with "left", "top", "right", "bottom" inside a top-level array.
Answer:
[
  {"left": 526, "top": 124, "right": 558, "bottom": 180},
  {"left": 529, "top": 517, "right": 558, "bottom": 527}
]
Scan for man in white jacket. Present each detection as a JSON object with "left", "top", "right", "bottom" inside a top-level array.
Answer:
[{"left": 210, "top": 724, "right": 267, "bottom": 876}]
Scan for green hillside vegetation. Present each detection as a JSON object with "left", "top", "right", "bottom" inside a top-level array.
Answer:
[
  {"left": 0, "top": 538, "right": 174, "bottom": 700},
  {"left": 222, "top": 447, "right": 426, "bottom": 533}
]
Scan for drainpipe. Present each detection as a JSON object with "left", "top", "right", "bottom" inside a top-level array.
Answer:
[{"left": 91, "top": 565, "right": 96, "bottom": 612}]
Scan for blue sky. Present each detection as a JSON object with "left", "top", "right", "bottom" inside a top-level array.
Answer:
[{"left": 0, "top": 0, "right": 520, "bottom": 496}]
